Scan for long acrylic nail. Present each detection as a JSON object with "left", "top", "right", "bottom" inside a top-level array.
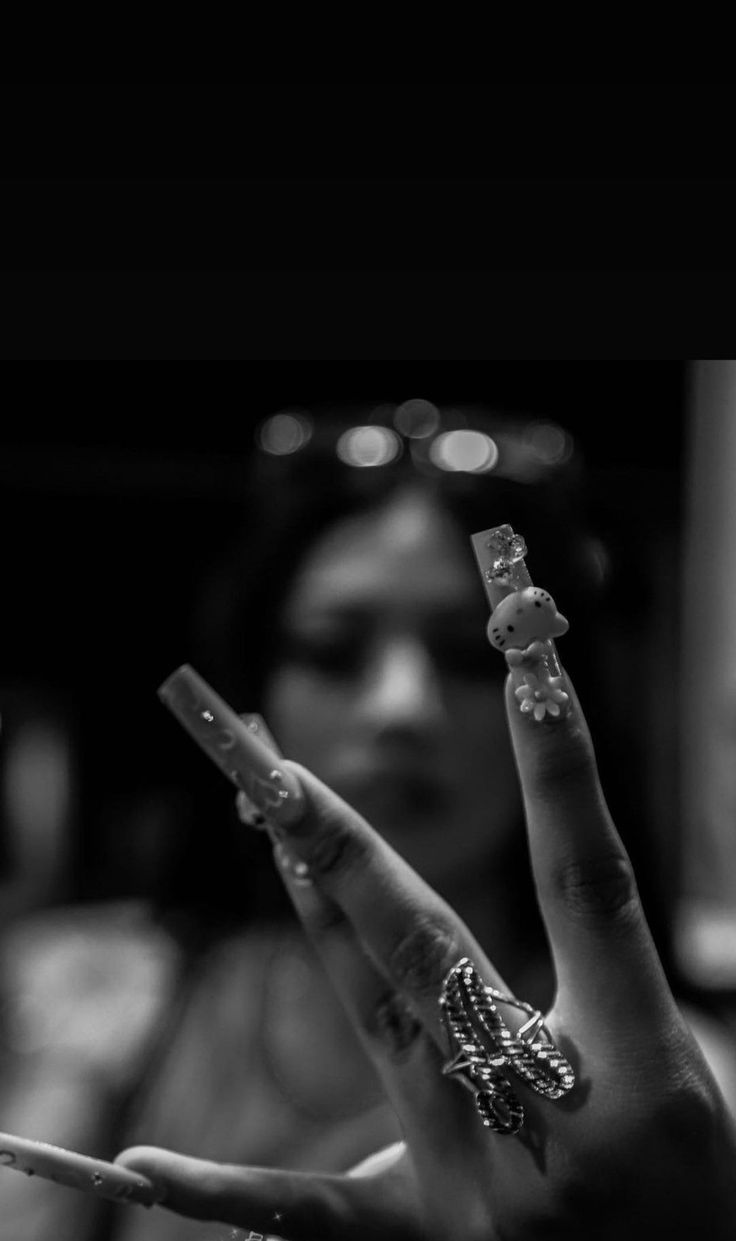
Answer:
[
  {"left": 0, "top": 1132, "right": 166, "bottom": 1208},
  {"left": 470, "top": 524, "right": 571, "bottom": 723},
  {"left": 239, "top": 712, "right": 282, "bottom": 756},
  {"left": 158, "top": 665, "right": 305, "bottom": 826},
  {"left": 235, "top": 790, "right": 268, "bottom": 831},
  {"left": 235, "top": 714, "right": 285, "bottom": 830}
]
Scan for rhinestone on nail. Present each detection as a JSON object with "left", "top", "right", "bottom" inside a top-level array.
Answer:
[{"left": 485, "top": 529, "right": 527, "bottom": 562}]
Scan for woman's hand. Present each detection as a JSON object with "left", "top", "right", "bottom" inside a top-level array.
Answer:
[{"left": 116, "top": 671, "right": 736, "bottom": 1240}]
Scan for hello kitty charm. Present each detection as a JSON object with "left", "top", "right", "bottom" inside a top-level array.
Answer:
[{"left": 470, "top": 525, "right": 571, "bottom": 723}]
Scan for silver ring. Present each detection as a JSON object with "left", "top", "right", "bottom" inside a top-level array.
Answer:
[{"left": 439, "top": 958, "right": 575, "bottom": 1134}]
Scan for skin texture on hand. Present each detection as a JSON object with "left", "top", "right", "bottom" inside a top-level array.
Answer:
[{"left": 116, "top": 669, "right": 736, "bottom": 1239}]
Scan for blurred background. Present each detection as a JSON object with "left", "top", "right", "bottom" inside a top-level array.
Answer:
[{"left": 3, "top": 361, "right": 732, "bottom": 997}]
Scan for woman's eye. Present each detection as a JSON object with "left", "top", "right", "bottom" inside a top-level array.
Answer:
[
  {"left": 281, "top": 635, "right": 362, "bottom": 678},
  {"left": 432, "top": 637, "right": 499, "bottom": 679}
]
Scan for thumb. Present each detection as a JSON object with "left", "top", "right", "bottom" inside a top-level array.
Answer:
[
  {"left": 347, "top": 1141, "right": 407, "bottom": 1179},
  {"left": 115, "top": 1145, "right": 395, "bottom": 1240}
]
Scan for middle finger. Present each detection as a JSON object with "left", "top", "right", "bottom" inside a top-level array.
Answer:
[
  {"left": 270, "top": 759, "right": 507, "bottom": 1040},
  {"left": 266, "top": 771, "right": 574, "bottom": 1151},
  {"left": 273, "top": 855, "right": 494, "bottom": 1199}
]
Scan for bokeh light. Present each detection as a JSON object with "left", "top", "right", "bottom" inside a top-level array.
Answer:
[
  {"left": 429, "top": 429, "right": 499, "bottom": 474},
  {"left": 336, "top": 425, "right": 403, "bottom": 468},
  {"left": 393, "top": 398, "right": 441, "bottom": 440},
  {"left": 258, "top": 412, "right": 313, "bottom": 456},
  {"left": 526, "top": 421, "right": 573, "bottom": 466}
]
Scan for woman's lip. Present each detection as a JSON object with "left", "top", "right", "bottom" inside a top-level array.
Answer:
[
  {"left": 336, "top": 757, "right": 439, "bottom": 782},
  {"left": 333, "top": 763, "right": 451, "bottom": 806}
]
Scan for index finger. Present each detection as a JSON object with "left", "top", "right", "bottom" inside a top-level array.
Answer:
[
  {"left": 114, "top": 1146, "right": 401, "bottom": 1240},
  {"left": 279, "top": 760, "right": 509, "bottom": 1039},
  {"left": 157, "top": 664, "right": 510, "bottom": 1045},
  {"left": 505, "top": 671, "right": 675, "bottom": 1029},
  {"left": 473, "top": 523, "right": 677, "bottom": 1038}
]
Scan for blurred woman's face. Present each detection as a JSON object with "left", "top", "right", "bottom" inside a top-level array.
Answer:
[{"left": 263, "top": 488, "right": 521, "bottom": 890}]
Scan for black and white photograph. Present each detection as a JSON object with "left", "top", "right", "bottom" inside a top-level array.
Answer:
[
  {"left": 2, "top": 79, "right": 736, "bottom": 1240},
  {"left": 0, "top": 363, "right": 735, "bottom": 1239}
]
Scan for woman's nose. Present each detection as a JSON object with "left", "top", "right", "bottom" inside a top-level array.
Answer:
[{"left": 356, "top": 638, "right": 445, "bottom": 736}]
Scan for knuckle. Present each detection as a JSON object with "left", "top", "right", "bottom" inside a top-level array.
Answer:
[
  {"left": 651, "top": 1071, "right": 723, "bottom": 1154},
  {"left": 306, "top": 896, "right": 350, "bottom": 938},
  {"left": 595, "top": 1075, "right": 723, "bottom": 1186},
  {"left": 387, "top": 917, "right": 461, "bottom": 999},
  {"left": 363, "top": 990, "right": 423, "bottom": 1061},
  {"left": 301, "top": 821, "right": 369, "bottom": 883},
  {"left": 545, "top": 852, "right": 640, "bottom": 927},
  {"left": 529, "top": 724, "right": 599, "bottom": 796}
]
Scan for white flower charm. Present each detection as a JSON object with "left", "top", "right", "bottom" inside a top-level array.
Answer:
[{"left": 515, "top": 673, "right": 570, "bottom": 722}]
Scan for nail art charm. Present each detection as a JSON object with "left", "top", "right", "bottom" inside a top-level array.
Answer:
[{"left": 470, "top": 524, "right": 570, "bottom": 722}]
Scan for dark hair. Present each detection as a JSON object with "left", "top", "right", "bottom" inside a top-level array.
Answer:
[
  {"left": 193, "top": 411, "right": 604, "bottom": 709},
  {"left": 149, "top": 405, "right": 674, "bottom": 981}
]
